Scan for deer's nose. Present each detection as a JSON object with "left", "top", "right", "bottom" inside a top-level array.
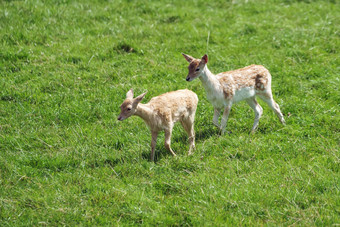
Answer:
[
  {"left": 186, "top": 77, "right": 190, "bottom": 81},
  {"left": 117, "top": 116, "right": 122, "bottom": 121}
]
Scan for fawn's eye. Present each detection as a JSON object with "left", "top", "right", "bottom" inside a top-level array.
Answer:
[
  {"left": 195, "top": 68, "right": 200, "bottom": 71},
  {"left": 127, "top": 108, "right": 131, "bottom": 111}
]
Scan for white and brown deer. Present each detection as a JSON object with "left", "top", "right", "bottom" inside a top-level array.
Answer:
[
  {"left": 118, "top": 89, "right": 198, "bottom": 161},
  {"left": 182, "top": 53, "right": 285, "bottom": 134}
]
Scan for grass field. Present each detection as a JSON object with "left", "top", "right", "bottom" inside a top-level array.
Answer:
[{"left": 1, "top": 0, "right": 339, "bottom": 225}]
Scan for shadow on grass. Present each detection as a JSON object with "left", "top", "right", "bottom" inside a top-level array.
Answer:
[
  {"left": 102, "top": 158, "right": 124, "bottom": 167},
  {"left": 140, "top": 146, "right": 175, "bottom": 163},
  {"left": 138, "top": 127, "right": 220, "bottom": 163},
  {"left": 171, "top": 126, "right": 219, "bottom": 144},
  {"left": 195, "top": 127, "right": 219, "bottom": 142}
]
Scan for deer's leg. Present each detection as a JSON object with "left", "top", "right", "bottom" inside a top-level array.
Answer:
[
  {"left": 220, "top": 103, "right": 232, "bottom": 135},
  {"left": 181, "top": 117, "right": 195, "bottom": 155},
  {"left": 213, "top": 108, "right": 221, "bottom": 128},
  {"left": 258, "top": 93, "right": 286, "bottom": 125},
  {"left": 246, "top": 97, "right": 263, "bottom": 133},
  {"left": 150, "top": 131, "right": 158, "bottom": 162},
  {"left": 164, "top": 127, "right": 177, "bottom": 157}
]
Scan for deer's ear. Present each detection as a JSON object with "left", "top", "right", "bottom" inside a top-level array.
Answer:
[
  {"left": 182, "top": 53, "right": 194, "bottom": 63},
  {"left": 134, "top": 92, "right": 147, "bottom": 104},
  {"left": 201, "top": 54, "right": 208, "bottom": 64},
  {"left": 126, "top": 88, "right": 134, "bottom": 99}
]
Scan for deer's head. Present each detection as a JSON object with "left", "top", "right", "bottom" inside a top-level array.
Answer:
[
  {"left": 182, "top": 53, "right": 208, "bottom": 82},
  {"left": 118, "top": 89, "right": 147, "bottom": 121}
]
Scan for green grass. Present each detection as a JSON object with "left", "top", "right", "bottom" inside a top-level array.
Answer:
[{"left": 0, "top": 0, "right": 339, "bottom": 225}]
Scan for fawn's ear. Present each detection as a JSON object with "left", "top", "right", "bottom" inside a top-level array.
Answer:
[
  {"left": 182, "top": 53, "right": 194, "bottom": 63},
  {"left": 134, "top": 92, "right": 147, "bottom": 104},
  {"left": 126, "top": 88, "right": 134, "bottom": 99},
  {"left": 201, "top": 54, "right": 208, "bottom": 64}
]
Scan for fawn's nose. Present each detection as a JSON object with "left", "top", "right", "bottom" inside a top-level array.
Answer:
[
  {"left": 117, "top": 116, "right": 122, "bottom": 121},
  {"left": 186, "top": 77, "right": 190, "bottom": 81}
]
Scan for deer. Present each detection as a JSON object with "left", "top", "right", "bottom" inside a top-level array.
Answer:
[
  {"left": 117, "top": 88, "right": 198, "bottom": 161},
  {"left": 182, "top": 53, "right": 285, "bottom": 134}
]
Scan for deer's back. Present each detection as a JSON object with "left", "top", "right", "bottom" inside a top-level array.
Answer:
[
  {"left": 149, "top": 89, "right": 198, "bottom": 122},
  {"left": 216, "top": 64, "right": 271, "bottom": 99}
]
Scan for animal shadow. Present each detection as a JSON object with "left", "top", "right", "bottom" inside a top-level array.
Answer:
[
  {"left": 140, "top": 146, "right": 173, "bottom": 163},
  {"left": 195, "top": 127, "right": 219, "bottom": 142}
]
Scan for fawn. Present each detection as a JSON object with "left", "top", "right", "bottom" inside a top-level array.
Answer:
[
  {"left": 182, "top": 53, "right": 285, "bottom": 134},
  {"left": 118, "top": 89, "right": 198, "bottom": 161}
]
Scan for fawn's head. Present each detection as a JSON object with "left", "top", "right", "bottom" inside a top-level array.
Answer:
[
  {"left": 117, "top": 89, "right": 147, "bottom": 121},
  {"left": 182, "top": 53, "right": 208, "bottom": 82}
]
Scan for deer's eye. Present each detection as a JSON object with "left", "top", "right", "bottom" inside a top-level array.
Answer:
[
  {"left": 127, "top": 108, "right": 131, "bottom": 111},
  {"left": 195, "top": 68, "right": 200, "bottom": 71}
]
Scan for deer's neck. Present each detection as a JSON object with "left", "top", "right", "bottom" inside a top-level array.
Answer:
[
  {"left": 135, "top": 103, "right": 153, "bottom": 125},
  {"left": 199, "top": 66, "right": 221, "bottom": 93}
]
